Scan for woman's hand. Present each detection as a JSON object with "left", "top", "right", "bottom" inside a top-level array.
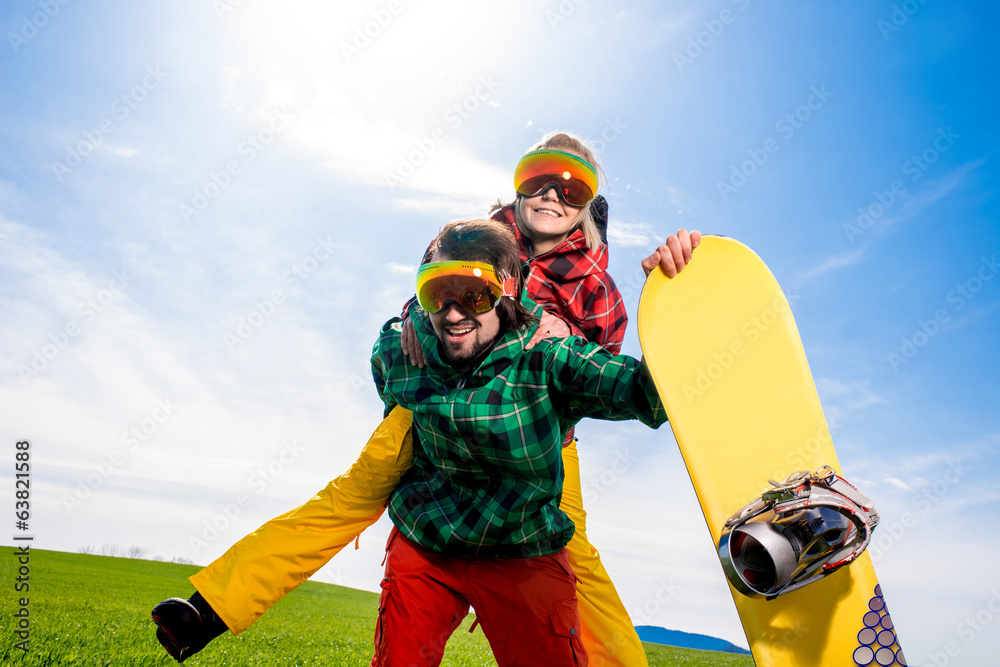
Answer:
[
  {"left": 400, "top": 315, "right": 427, "bottom": 368},
  {"left": 525, "top": 311, "right": 573, "bottom": 350},
  {"left": 641, "top": 229, "right": 702, "bottom": 277}
]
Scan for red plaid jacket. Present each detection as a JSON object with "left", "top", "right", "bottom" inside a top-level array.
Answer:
[{"left": 490, "top": 205, "right": 627, "bottom": 356}]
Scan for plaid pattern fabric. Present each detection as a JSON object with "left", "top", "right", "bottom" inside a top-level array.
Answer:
[
  {"left": 492, "top": 205, "right": 628, "bottom": 355},
  {"left": 371, "top": 297, "right": 666, "bottom": 558}
]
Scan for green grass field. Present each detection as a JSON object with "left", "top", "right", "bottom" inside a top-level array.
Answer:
[{"left": 0, "top": 549, "right": 752, "bottom": 666}]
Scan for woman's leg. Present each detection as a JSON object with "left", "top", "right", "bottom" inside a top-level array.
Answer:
[
  {"left": 560, "top": 438, "right": 649, "bottom": 667},
  {"left": 189, "top": 406, "right": 414, "bottom": 634}
]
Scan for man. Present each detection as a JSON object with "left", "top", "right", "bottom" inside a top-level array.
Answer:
[
  {"left": 368, "top": 218, "right": 673, "bottom": 665},
  {"left": 151, "top": 217, "right": 698, "bottom": 664}
]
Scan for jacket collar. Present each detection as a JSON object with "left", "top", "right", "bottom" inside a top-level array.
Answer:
[{"left": 495, "top": 205, "right": 610, "bottom": 281}]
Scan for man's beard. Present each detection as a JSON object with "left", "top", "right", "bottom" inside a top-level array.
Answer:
[{"left": 442, "top": 331, "right": 499, "bottom": 368}]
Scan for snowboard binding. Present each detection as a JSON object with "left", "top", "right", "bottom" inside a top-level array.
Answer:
[{"left": 718, "top": 466, "right": 879, "bottom": 599}]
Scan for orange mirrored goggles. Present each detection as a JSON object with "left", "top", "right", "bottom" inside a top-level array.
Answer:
[
  {"left": 513, "top": 149, "right": 598, "bottom": 208},
  {"left": 416, "top": 261, "right": 517, "bottom": 314}
]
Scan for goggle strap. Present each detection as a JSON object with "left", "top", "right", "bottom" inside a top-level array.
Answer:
[{"left": 499, "top": 272, "right": 516, "bottom": 299}]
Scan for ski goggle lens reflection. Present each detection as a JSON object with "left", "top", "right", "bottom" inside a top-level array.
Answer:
[
  {"left": 513, "top": 149, "right": 598, "bottom": 208},
  {"left": 416, "top": 261, "right": 516, "bottom": 314}
]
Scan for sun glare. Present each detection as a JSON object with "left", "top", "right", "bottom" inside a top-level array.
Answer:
[{"left": 222, "top": 0, "right": 528, "bottom": 208}]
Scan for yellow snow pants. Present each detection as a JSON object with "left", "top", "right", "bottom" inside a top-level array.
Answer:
[{"left": 189, "top": 406, "right": 647, "bottom": 666}]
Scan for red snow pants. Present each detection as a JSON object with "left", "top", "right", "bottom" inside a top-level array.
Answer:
[{"left": 371, "top": 527, "right": 587, "bottom": 666}]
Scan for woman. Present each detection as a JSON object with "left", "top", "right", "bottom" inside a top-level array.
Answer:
[
  {"left": 152, "top": 131, "right": 699, "bottom": 665},
  {"left": 400, "top": 132, "right": 697, "bottom": 663}
]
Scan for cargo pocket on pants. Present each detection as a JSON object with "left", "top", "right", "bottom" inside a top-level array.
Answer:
[
  {"left": 550, "top": 608, "right": 587, "bottom": 666},
  {"left": 372, "top": 576, "right": 392, "bottom": 665}
]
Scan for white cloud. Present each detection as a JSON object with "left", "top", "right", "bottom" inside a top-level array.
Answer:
[
  {"left": 3, "top": 3, "right": 997, "bottom": 662},
  {"left": 876, "top": 159, "right": 984, "bottom": 234},
  {"left": 219, "top": 64, "right": 243, "bottom": 111},
  {"left": 215, "top": 0, "right": 527, "bottom": 214},
  {"left": 0, "top": 199, "right": 388, "bottom": 566},
  {"left": 387, "top": 263, "right": 415, "bottom": 275},
  {"left": 814, "top": 377, "right": 884, "bottom": 424},
  {"left": 795, "top": 246, "right": 868, "bottom": 284},
  {"left": 884, "top": 475, "right": 912, "bottom": 491},
  {"left": 606, "top": 218, "right": 659, "bottom": 247}
]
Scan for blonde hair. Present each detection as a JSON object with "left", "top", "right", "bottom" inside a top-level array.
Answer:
[{"left": 511, "top": 131, "right": 605, "bottom": 251}]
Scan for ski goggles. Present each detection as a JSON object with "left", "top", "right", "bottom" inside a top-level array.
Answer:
[
  {"left": 415, "top": 260, "right": 516, "bottom": 314},
  {"left": 513, "top": 149, "right": 598, "bottom": 208}
]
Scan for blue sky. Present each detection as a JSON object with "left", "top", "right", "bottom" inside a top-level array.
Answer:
[{"left": 2, "top": 0, "right": 998, "bottom": 662}]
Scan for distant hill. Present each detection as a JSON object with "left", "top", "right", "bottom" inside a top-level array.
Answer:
[{"left": 636, "top": 626, "right": 751, "bottom": 655}]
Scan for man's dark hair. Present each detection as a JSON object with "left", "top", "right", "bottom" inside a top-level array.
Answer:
[{"left": 422, "top": 219, "right": 537, "bottom": 332}]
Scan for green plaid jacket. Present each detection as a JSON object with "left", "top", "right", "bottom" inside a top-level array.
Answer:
[{"left": 371, "top": 296, "right": 667, "bottom": 558}]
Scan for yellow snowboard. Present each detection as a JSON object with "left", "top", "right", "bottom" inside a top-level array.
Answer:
[{"left": 637, "top": 236, "right": 906, "bottom": 667}]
